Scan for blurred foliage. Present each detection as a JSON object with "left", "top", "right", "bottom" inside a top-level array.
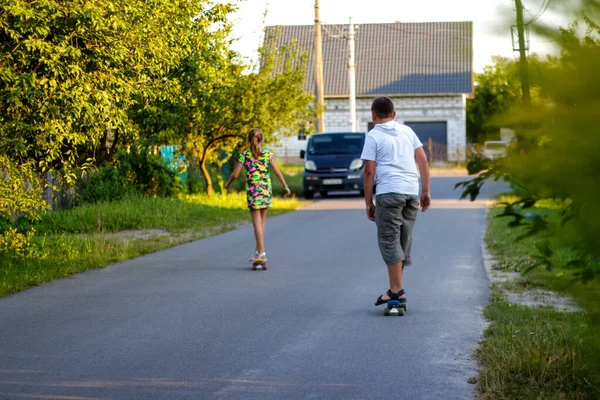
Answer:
[
  {"left": 459, "top": 10, "right": 600, "bottom": 280},
  {"left": 0, "top": 155, "right": 48, "bottom": 222}
]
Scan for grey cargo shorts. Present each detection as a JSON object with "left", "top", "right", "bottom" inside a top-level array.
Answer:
[{"left": 375, "top": 193, "right": 419, "bottom": 266}]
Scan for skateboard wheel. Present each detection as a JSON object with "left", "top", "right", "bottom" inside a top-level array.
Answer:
[
  {"left": 251, "top": 264, "right": 257, "bottom": 271},
  {"left": 384, "top": 306, "right": 405, "bottom": 316},
  {"left": 262, "top": 264, "right": 268, "bottom": 270}
]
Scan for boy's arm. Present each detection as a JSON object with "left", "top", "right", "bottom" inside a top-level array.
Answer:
[
  {"left": 364, "top": 160, "right": 376, "bottom": 221},
  {"left": 415, "top": 147, "right": 431, "bottom": 211},
  {"left": 361, "top": 134, "right": 377, "bottom": 221},
  {"left": 224, "top": 161, "right": 243, "bottom": 190}
]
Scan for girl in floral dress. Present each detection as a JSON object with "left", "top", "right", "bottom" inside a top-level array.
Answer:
[{"left": 225, "top": 128, "right": 291, "bottom": 263}]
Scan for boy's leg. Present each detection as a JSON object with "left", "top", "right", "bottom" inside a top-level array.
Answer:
[
  {"left": 376, "top": 194, "right": 407, "bottom": 300},
  {"left": 387, "top": 261, "right": 404, "bottom": 295},
  {"left": 250, "top": 210, "right": 265, "bottom": 254},
  {"left": 399, "top": 195, "right": 420, "bottom": 267}
]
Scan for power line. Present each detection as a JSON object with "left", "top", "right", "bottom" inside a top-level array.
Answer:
[
  {"left": 322, "top": 25, "right": 345, "bottom": 39},
  {"left": 312, "top": 22, "right": 472, "bottom": 44},
  {"left": 526, "top": 0, "right": 551, "bottom": 24},
  {"left": 379, "top": 23, "right": 471, "bottom": 44}
]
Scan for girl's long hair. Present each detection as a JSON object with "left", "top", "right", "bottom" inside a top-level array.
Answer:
[{"left": 247, "top": 128, "right": 264, "bottom": 158}]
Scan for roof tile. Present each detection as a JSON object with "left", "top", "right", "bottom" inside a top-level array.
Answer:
[{"left": 264, "top": 22, "right": 473, "bottom": 96}]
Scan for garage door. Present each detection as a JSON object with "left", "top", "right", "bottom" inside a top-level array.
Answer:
[
  {"left": 404, "top": 121, "right": 447, "bottom": 145},
  {"left": 405, "top": 121, "right": 448, "bottom": 161}
]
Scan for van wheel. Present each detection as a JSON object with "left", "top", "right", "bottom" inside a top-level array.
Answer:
[
  {"left": 320, "top": 191, "right": 328, "bottom": 198},
  {"left": 304, "top": 191, "right": 314, "bottom": 200},
  {"left": 359, "top": 190, "right": 365, "bottom": 197}
]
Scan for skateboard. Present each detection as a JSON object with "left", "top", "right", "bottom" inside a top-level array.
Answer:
[
  {"left": 251, "top": 259, "right": 268, "bottom": 271},
  {"left": 384, "top": 300, "right": 407, "bottom": 316}
]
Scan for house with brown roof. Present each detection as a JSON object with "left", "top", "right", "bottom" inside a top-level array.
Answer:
[{"left": 266, "top": 21, "right": 473, "bottom": 162}]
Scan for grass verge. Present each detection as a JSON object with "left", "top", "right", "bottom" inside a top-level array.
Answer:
[
  {"left": 479, "top": 205, "right": 600, "bottom": 399},
  {"left": 0, "top": 192, "right": 304, "bottom": 298},
  {"left": 209, "top": 163, "right": 304, "bottom": 197}
]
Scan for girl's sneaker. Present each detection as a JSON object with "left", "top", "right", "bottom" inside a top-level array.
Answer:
[
  {"left": 249, "top": 251, "right": 259, "bottom": 262},
  {"left": 256, "top": 252, "right": 267, "bottom": 262}
]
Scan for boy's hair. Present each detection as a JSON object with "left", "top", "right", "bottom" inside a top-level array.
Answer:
[{"left": 371, "top": 96, "right": 395, "bottom": 119}]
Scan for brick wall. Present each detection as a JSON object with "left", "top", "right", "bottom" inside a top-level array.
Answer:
[{"left": 273, "top": 94, "right": 467, "bottom": 162}]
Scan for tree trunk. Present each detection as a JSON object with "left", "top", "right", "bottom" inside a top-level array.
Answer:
[
  {"left": 97, "top": 130, "right": 108, "bottom": 164},
  {"left": 196, "top": 132, "right": 242, "bottom": 196},
  {"left": 108, "top": 129, "right": 120, "bottom": 160},
  {"left": 200, "top": 156, "right": 213, "bottom": 196}
]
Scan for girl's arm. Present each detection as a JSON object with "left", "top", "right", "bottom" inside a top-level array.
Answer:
[
  {"left": 224, "top": 161, "right": 243, "bottom": 190},
  {"left": 270, "top": 160, "right": 291, "bottom": 196}
]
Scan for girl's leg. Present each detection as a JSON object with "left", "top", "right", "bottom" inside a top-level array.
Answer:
[
  {"left": 259, "top": 208, "right": 268, "bottom": 257},
  {"left": 260, "top": 208, "right": 268, "bottom": 239},
  {"left": 250, "top": 209, "right": 265, "bottom": 254}
]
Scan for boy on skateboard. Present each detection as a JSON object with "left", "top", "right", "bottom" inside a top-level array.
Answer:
[{"left": 360, "top": 96, "right": 431, "bottom": 309}]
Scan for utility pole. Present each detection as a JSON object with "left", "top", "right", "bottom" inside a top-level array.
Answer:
[
  {"left": 314, "top": 0, "right": 325, "bottom": 132},
  {"left": 514, "top": 0, "right": 531, "bottom": 107},
  {"left": 347, "top": 17, "right": 357, "bottom": 132}
]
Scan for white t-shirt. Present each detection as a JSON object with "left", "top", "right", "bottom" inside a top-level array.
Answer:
[{"left": 360, "top": 120, "right": 423, "bottom": 196}]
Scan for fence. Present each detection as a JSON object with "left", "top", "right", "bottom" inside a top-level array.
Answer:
[
  {"left": 275, "top": 140, "right": 482, "bottom": 167},
  {"left": 424, "top": 138, "right": 482, "bottom": 167},
  {"left": 41, "top": 172, "right": 79, "bottom": 212},
  {"left": 424, "top": 138, "right": 448, "bottom": 164}
]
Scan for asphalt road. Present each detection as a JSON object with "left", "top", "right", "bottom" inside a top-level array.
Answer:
[{"left": 0, "top": 176, "right": 508, "bottom": 400}]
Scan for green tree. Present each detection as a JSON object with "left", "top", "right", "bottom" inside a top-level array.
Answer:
[
  {"left": 466, "top": 55, "right": 556, "bottom": 143},
  {"left": 159, "top": 32, "right": 315, "bottom": 195},
  {"left": 467, "top": 57, "right": 522, "bottom": 143},
  {"left": 0, "top": 0, "right": 232, "bottom": 180}
]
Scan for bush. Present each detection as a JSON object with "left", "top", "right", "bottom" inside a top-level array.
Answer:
[
  {"left": 77, "top": 149, "right": 183, "bottom": 204},
  {"left": 0, "top": 155, "right": 48, "bottom": 222},
  {"left": 0, "top": 227, "right": 37, "bottom": 257},
  {"left": 117, "top": 149, "right": 183, "bottom": 197},
  {"left": 78, "top": 164, "right": 133, "bottom": 204},
  {"left": 186, "top": 165, "right": 206, "bottom": 194}
]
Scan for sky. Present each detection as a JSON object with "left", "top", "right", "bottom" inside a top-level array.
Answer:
[{"left": 225, "top": 0, "right": 570, "bottom": 72}]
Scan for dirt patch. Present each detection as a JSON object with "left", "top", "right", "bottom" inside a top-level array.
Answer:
[
  {"left": 81, "top": 223, "right": 251, "bottom": 245},
  {"left": 482, "top": 241, "right": 580, "bottom": 312},
  {"left": 110, "top": 229, "right": 171, "bottom": 241}
]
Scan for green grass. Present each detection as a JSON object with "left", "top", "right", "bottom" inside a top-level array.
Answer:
[
  {"left": 479, "top": 289, "right": 597, "bottom": 400},
  {"left": 0, "top": 192, "right": 305, "bottom": 298},
  {"left": 272, "top": 164, "right": 304, "bottom": 196},
  {"left": 480, "top": 205, "right": 600, "bottom": 399},
  {"left": 485, "top": 200, "right": 580, "bottom": 273}
]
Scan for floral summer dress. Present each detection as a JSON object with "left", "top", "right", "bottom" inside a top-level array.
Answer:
[{"left": 238, "top": 149, "right": 273, "bottom": 210}]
